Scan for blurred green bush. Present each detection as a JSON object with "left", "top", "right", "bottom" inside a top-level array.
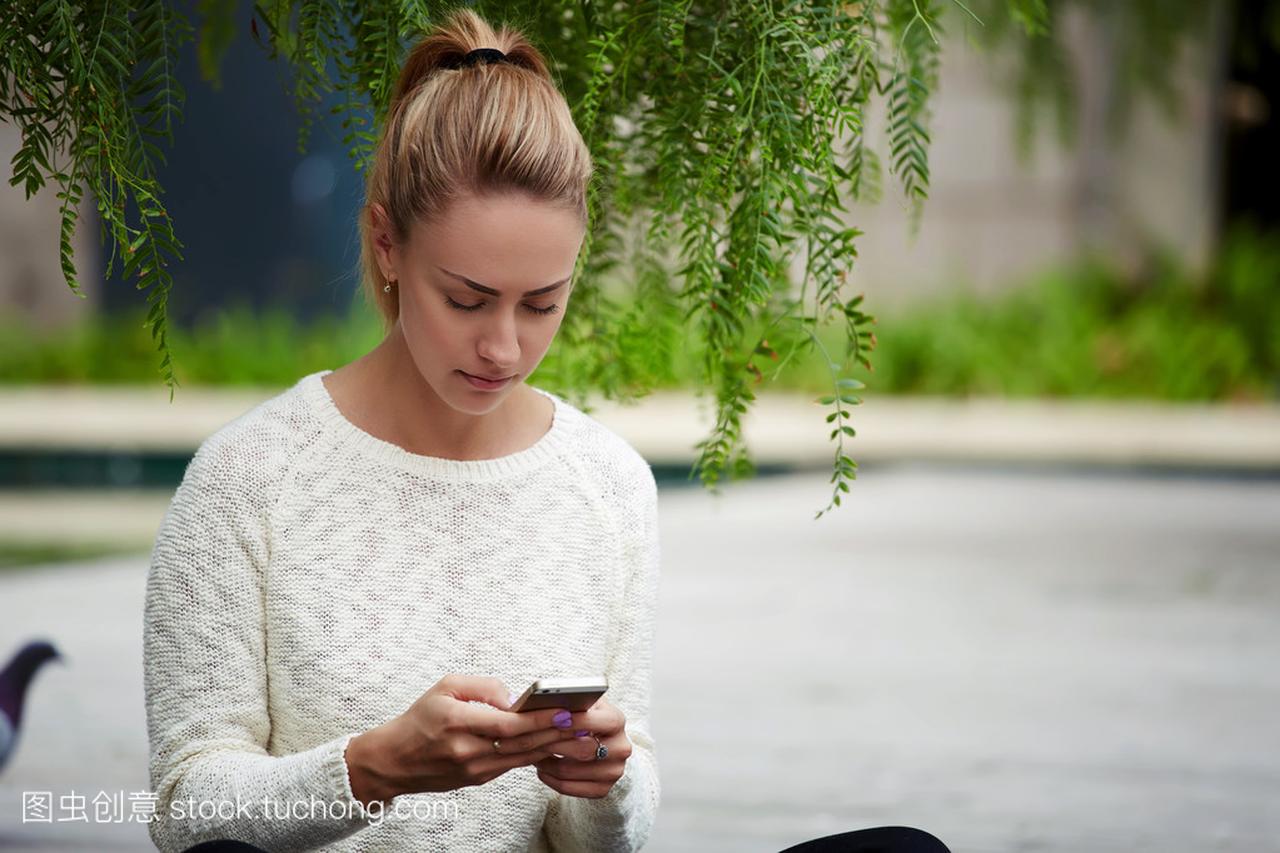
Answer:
[
  {"left": 2, "top": 226, "right": 1276, "bottom": 402},
  {"left": 0, "top": 298, "right": 386, "bottom": 386},
  {"left": 836, "top": 225, "right": 1279, "bottom": 402}
]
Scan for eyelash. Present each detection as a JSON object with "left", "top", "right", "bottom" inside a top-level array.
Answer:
[{"left": 443, "top": 296, "right": 560, "bottom": 316}]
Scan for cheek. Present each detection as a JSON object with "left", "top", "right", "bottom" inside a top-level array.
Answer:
[
  {"left": 402, "top": 293, "right": 450, "bottom": 337},
  {"left": 526, "top": 317, "right": 563, "bottom": 352},
  {"left": 398, "top": 297, "right": 455, "bottom": 361}
]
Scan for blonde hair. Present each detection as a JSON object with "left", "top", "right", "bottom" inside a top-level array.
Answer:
[{"left": 358, "top": 8, "right": 594, "bottom": 331}]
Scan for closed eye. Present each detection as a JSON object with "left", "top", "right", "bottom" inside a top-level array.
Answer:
[{"left": 444, "top": 296, "right": 560, "bottom": 316}]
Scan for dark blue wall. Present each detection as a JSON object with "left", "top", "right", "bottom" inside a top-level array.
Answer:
[{"left": 102, "top": 0, "right": 368, "bottom": 329}]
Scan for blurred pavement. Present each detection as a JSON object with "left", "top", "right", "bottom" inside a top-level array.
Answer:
[{"left": 1, "top": 464, "right": 1277, "bottom": 851}]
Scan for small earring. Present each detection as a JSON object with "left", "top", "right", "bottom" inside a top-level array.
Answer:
[{"left": 384, "top": 284, "right": 391, "bottom": 292}]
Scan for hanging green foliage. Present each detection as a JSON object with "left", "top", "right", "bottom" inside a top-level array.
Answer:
[{"left": 2, "top": 0, "right": 1046, "bottom": 518}]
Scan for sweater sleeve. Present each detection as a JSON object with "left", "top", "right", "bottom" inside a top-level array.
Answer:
[
  {"left": 142, "top": 431, "right": 376, "bottom": 852},
  {"left": 541, "top": 461, "right": 662, "bottom": 852}
]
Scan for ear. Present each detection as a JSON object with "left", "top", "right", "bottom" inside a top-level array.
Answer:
[{"left": 368, "top": 203, "right": 399, "bottom": 282}]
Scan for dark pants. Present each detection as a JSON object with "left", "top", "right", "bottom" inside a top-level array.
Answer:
[
  {"left": 184, "top": 825, "right": 950, "bottom": 853},
  {"left": 779, "top": 826, "right": 950, "bottom": 852}
]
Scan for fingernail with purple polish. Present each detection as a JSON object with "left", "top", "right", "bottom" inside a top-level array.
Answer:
[
  {"left": 508, "top": 691, "right": 519, "bottom": 707},
  {"left": 574, "top": 729, "right": 590, "bottom": 737},
  {"left": 553, "top": 709, "right": 573, "bottom": 728}
]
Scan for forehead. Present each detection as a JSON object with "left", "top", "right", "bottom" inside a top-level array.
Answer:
[{"left": 409, "top": 193, "right": 584, "bottom": 286}]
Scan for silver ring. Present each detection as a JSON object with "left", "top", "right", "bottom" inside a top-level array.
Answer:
[
  {"left": 493, "top": 738, "right": 501, "bottom": 753},
  {"left": 592, "top": 735, "right": 608, "bottom": 761}
]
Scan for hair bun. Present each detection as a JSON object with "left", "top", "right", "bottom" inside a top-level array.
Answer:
[
  {"left": 438, "top": 47, "right": 510, "bottom": 70},
  {"left": 389, "top": 10, "right": 551, "bottom": 111}
]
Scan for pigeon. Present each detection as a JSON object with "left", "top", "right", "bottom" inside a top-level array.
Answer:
[{"left": 0, "top": 639, "right": 63, "bottom": 773}]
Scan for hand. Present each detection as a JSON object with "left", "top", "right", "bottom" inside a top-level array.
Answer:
[
  {"left": 532, "top": 697, "right": 631, "bottom": 799},
  {"left": 346, "top": 674, "right": 579, "bottom": 805}
]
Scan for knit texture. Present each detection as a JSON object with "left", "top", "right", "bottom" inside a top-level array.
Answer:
[{"left": 143, "top": 370, "right": 661, "bottom": 852}]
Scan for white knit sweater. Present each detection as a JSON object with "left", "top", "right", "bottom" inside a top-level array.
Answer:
[{"left": 143, "top": 370, "right": 661, "bottom": 852}]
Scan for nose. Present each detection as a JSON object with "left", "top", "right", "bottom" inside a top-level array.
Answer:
[{"left": 475, "top": 309, "right": 520, "bottom": 370}]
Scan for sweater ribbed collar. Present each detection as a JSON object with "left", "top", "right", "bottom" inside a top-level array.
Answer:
[{"left": 299, "top": 370, "right": 572, "bottom": 481}]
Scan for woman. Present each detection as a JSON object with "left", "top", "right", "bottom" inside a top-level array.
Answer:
[{"left": 144, "top": 9, "right": 658, "bottom": 852}]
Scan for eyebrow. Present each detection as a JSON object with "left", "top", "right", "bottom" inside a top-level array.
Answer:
[{"left": 437, "top": 266, "right": 570, "bottom": 297}]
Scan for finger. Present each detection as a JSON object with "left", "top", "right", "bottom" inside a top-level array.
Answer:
[
  {"left": 479, "top": 726, "right": 583, "bottom": 757},
  {"left": 546, "top": 730, "right": 632, "bottom": 763},
  {"left": 535, "top": 765, "right": 614, "bottom": 798},
  {"left": 467, "top": 743, "right": 559, "bottom": 781},
  {"left": 535, "top": 755, "right": 622, "bottom": 782},
  {"left": 562, "top": 701, "right": 626, "bottom": 737},
  {"left": 460, "top": 702, "right": 577, "bottom": 739},
  {"left": 536, "top": 734, "right": 602, "bottom": 762},
  {"left": 436, "top": 674, "right": 511, "bottom": 706}
]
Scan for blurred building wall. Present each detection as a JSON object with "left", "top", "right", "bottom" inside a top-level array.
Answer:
[
  {"left": 0, "top": 114, "right": 100, "bottom": 334},
  {"left": 842, "top": 6, "right": 1223, "bottom": 312},
  {"left": 0, "top": 7, "right": 1224, "bottom": 330}
]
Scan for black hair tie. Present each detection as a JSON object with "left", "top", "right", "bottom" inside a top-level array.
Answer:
[{"left": 443, "top": 47, "right": 509, "bottom": 69}]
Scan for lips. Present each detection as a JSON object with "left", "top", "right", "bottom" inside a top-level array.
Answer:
[{"left": 464, "top": 371, "right": 514, "bottom": 381}]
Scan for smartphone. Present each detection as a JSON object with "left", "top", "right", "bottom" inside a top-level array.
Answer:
[{"left": 509, "top": 676, "right": 607, "bottom": 713}]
